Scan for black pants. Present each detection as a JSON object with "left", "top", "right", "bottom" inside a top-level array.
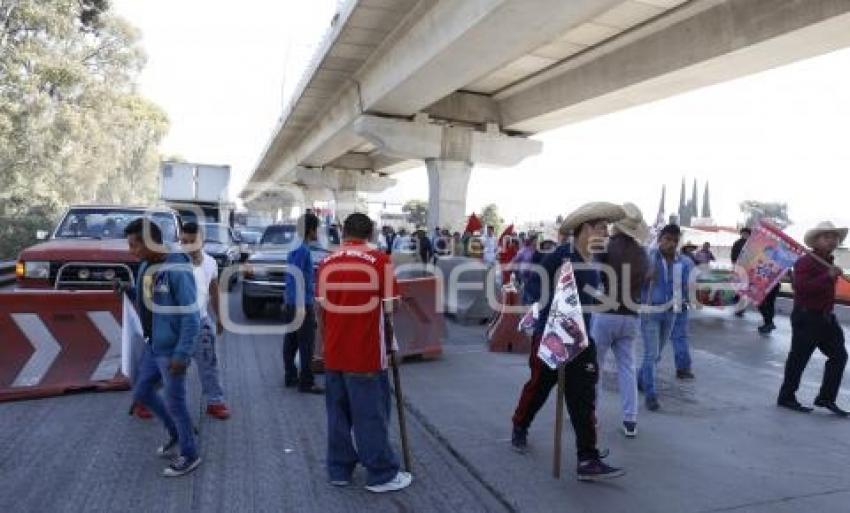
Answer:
[
  {"left": 779, "top": 310, "right": 847, "bottom": 403},
  {"left": 283, "top": 305, "right": 316, "bottom": 389},
  {"left": 759, "top": 285, "right": 780, "bottom": 326},
  {"left": 512, "top": 333, "right": 599, "bottom": 462}
]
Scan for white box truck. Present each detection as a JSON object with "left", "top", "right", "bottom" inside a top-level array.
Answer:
[{"left": 160, "top": 161, "right": 234, "bottom": 225}]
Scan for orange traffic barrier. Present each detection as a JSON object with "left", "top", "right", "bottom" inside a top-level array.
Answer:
[
  {"left": 487, "top": 285, "right": 533, "bottom": 354},
  {"left": 313, "top": 275, "right": 444, "bottom": 368},
  {"left": 394, "top": 276, "right": 444, "bottom": 360},
  {"left": 0, "top": 290, "right": 128, "bottom": 402}
]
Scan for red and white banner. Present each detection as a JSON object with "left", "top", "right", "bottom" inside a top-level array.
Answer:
[
  {"left": 538, "top": 261, "right": 589, "bottom": 369},
  {"left": 736, "top": 221, "right": 807, "bottom": 304}
]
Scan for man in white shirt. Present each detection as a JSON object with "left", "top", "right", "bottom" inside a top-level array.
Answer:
[{"left": 181, "top": 222, "right": 231, "bottom": 420}]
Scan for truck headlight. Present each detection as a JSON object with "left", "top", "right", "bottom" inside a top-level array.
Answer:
[{"left": 23, "top": 261, "right": 50, "bottom": 279}]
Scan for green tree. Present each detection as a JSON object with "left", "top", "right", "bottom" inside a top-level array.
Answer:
[
  {"left": 0, "top": 0, "right": 168, "bottom": 257},
  {"left": 740, "top": 201, "right": 791, "bottom": 229},
  {"left": 481, "top": 203, "right": 503, "bottom": 233},
  {"left": 402, "top": 199, "right": 428, "bottom": 228}
]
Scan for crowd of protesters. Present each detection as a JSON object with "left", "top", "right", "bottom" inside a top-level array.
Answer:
[{"left": 117, "top": 202, "right": 847, "bottom": 488}]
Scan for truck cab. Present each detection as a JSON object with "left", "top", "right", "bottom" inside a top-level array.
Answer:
[{"left": 16, "top": 205, "right": 180, "bottom": 290}]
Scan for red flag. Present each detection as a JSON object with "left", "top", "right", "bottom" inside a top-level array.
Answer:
[
  {"left": 499, "top": 224, "right": 515, "bottom": 241},
  {"left": 465, "top": 213, "right": 482, "bottom": 234},
  {"left": 736, "top": 221, "right": 807, "bottom": 304}
]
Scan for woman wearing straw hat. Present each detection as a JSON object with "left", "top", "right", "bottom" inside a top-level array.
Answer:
[
  {"left": 777, "top": 221, "right": 849, "bottom": 416},
  {"left": 590, "top": 203, "right": 650, "bottom": 438},
  {"left": 510, "top": 201, "right": 627, "bottom": 481}
]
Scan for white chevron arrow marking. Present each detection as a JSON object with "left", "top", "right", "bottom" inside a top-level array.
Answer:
[
  {"left": 87, "top": 311, "right": 122, "bottom": 381},
  {"left": 11, "top": 314, "right": 62, "bottom": 387}
]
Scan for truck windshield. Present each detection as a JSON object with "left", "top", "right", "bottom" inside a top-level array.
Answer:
[
  {"left": 201, "top": 224, "right": 232, "bottom": 244},
  {"left": 55, "top": 208, "right": 178, "bottom": 241},
  {"left": 261, "top": 225, "right": 297, "bottom": 247}
]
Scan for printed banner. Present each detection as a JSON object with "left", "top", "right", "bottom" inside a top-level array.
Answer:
[
  {"left": 736, "top": 221, "right": 806, "bottom": 304},
  {"left": 537, "top": 261, "right": 589, "bottom": 369}
]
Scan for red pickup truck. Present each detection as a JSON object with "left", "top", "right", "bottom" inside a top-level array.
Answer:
[{"left": 16, "top": 205, "right": 180, "bottom": 290}]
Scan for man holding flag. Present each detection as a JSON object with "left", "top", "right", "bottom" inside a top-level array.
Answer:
[
  {"left": 777, "top": 222, "right": 849, "bottom": 415},
  {"left": 510, "top": 202, "right": 627, "bottom": 481}
]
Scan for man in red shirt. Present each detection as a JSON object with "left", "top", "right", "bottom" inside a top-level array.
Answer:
[
  {"left": 778, "top": 221, "right": 848, "bottom": 415},
  {"left": 317, "top": 213, "right": 413, "bottom": 493}
]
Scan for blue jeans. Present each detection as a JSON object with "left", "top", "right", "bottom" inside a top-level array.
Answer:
[
  {"left": 591, "top": 313, "right": 640, "bottom": 422},
  {"left": 669, "top": 309, "right": 693, "bottom": 372},
  {"left": 325, "top": 371, "right": 399, "bottom": 486},
  {"left": 194, "top": 318, "right": 225, "bottom": 406},
  {"left": 639, "top": 311, "right": 675, "bottom": 400},
  {"left": 133, "top": 345, "right": 198, "bottom": 459}
]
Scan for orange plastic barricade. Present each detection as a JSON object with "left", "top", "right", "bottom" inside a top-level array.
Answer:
[
  {"left": 313, "top": 275, "right": 444, "bottom": 368},
  {"left": 486, "top": 285, "right": 533, "bottom": 354},
  {"left": 0, "top": 290, "right": 128, "bottom": 402},
  {"left": 394, "top": 276, "right": 444, "bottom": 360}
]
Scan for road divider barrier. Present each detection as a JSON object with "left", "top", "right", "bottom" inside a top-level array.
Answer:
[{"left": 0, "top": 290, "right": 128, "bottom": 402}]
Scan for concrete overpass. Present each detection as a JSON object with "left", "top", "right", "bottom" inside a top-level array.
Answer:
[{"left": 241, "top": 0, "right": 850, "bottom": 229}]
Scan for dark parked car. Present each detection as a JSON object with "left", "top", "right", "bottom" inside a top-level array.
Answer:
[{"left": 241, "top": 223, "right": 337, "bottom": 318}]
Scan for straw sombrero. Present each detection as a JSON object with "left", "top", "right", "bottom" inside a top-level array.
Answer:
[
  {"left": 560, "top": 202, "right": 626, "bottom": 234},
  {"left": 613, "top": 202, "right": 650, "bottom": 243},
  {"left": 804, "top": 221, "right": 848, "bottom": 248}
]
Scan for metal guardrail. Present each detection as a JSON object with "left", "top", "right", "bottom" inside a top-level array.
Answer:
[{"left": 0, "top": 260, "right": 15, "bottom": 286}]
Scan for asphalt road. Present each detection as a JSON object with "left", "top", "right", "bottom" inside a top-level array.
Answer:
[{"left": 2, "top": 285, "right": 850, "bottom": 513}]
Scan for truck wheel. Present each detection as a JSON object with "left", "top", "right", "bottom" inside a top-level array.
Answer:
[{"left": 242, "top": 294, "right": 263, "bottom": 319}]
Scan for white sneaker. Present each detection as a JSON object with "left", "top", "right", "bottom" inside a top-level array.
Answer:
[{"left": 365, "top": 472, "right": 413, "bottom": 493}]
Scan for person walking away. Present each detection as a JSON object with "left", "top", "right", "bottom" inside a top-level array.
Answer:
[
  {"left": 510, "top": 202, "right": 627, "bottom": 481},
  {"left": 512, "top": 232, "right": 538, "bottom": 304},
  {"left": 694, "top": 242, "right": 716, "bottom": 265},
  {"left": 483, "top": 225, "right": 498, "bottom": 265},
  {"left": 282, "top": 213, "right": 325, "bottom": 394},
  {"left": 180, "top": 222, "right": 231, "bottom": 419},
  {"left": 670, "top": 246, "right": 696, "bottom": 380},
  {"left": 777, "top": 221, "right": 848, "bottom": 416},
  {"left": 590, "top": 203, "right": 649, "bottom": 438},
  {"left": 639, "top": 224, "right": 688, "bottom": 412},
  {"left": 731, "top": 228, "right": 751, "bottom": 317},
  {"left": 124, "top": 218, "right": 202, "bottom": 477},
  {"left": 317, "top": 213, "right": 413, "bottom": 493}
]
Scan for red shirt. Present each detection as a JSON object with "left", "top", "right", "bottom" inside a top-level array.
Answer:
[
  {"left": 317, "top": 241, "right": 399, "bottom": 372},
  {"left": 792, "top": 253, "right": 837, "bottom": 313}
]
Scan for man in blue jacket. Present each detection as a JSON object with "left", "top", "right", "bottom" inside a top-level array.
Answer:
[
  {"left": 639, "top": 224, "right": 691, "bottom": 412},
  {"left": 283, "top": 212, "right": 325, "bottom": 394},
  {"left": 125, "top": 217, "right": 202, "bottom": 477}
]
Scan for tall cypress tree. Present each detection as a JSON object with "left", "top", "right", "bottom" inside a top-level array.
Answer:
[
  {"left": 702, "top": 182, "right": 711, "bottom": 218},
  {"left": 678, "top": 178, "right": 688, "bottom": 226},
  {"left": 691, "top": 179, "right": 699, "bottom": 220}
]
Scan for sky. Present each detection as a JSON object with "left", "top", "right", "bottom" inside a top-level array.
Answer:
[{"left": 113, "top": 0, "right": 850, "bottom": 241}]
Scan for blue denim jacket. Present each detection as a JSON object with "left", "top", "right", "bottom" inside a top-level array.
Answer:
[
  {"left": 133, "top": 252, "right": 200, "bottom": 364},
  {"left": 641, "top": 248, "right": 692, "bottom": 310}
]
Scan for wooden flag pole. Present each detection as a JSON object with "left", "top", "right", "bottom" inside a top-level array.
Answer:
[
  {"left": 384, "top": 300, "right": 412, "bottom": 472},
  {"left": 553, "top": 363, "right": 566, "bottom": 479}
]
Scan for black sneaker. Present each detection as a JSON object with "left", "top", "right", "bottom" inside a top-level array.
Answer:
[
  {"left": 511, "top": 426, "right": 528, "bottom": 454},
  {"left": 623, "top": 421, "right": 637, "bottom": 438},
  {"left": 284, "top": 378, "right": 298, "bottom": 388},
  {"left": 646, "top": 396, "right": 660, "bottom": 412},
  {"left": 757, "top": 325, "right": 772, "bottom": 335},
  {"left": 676, "top": 369, "right": 695, "bottom": 380},
  {"left": 814, "top": 398, "right": 850, "bottom": 417},
  {"left": 162, "top": 455, "right": 202, "bottom": 477},
  {"left": 777, "top": 397, "right": 813, "bottom": 413},
  {"left": 156, "top": 437, "right": 178, "bottom": 459},
  {"left": 577, "top": 459, "right": 625, "bottom": 482},
  {"left": 298, "top": 384, "right": 325, "bottom": 395}
]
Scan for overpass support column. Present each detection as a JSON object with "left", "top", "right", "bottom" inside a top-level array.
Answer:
[{"left": 354, "top": 115, "right": 542, "bottom": 233}]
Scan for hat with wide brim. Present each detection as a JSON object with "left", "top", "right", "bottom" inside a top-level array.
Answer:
[
  {"left": 613, "top": 202, "right": 650, "bottom": 243},
  {"left": 682, "top": 240, "right": 698, "bottom": 250},
  {"left": 804, "top": 221, "right": 848, "bottom": 248},
  {"left": 560, "top": 202, "right": 626, "bottom": 234}
]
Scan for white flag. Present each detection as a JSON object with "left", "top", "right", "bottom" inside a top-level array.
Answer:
[{"left": 121, "top": 294, "right": 146, "bottom": 380}]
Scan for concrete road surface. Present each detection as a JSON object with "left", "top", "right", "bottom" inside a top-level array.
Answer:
[{"left": 2, "top": 285, "right": 850, "bottom": 513}]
